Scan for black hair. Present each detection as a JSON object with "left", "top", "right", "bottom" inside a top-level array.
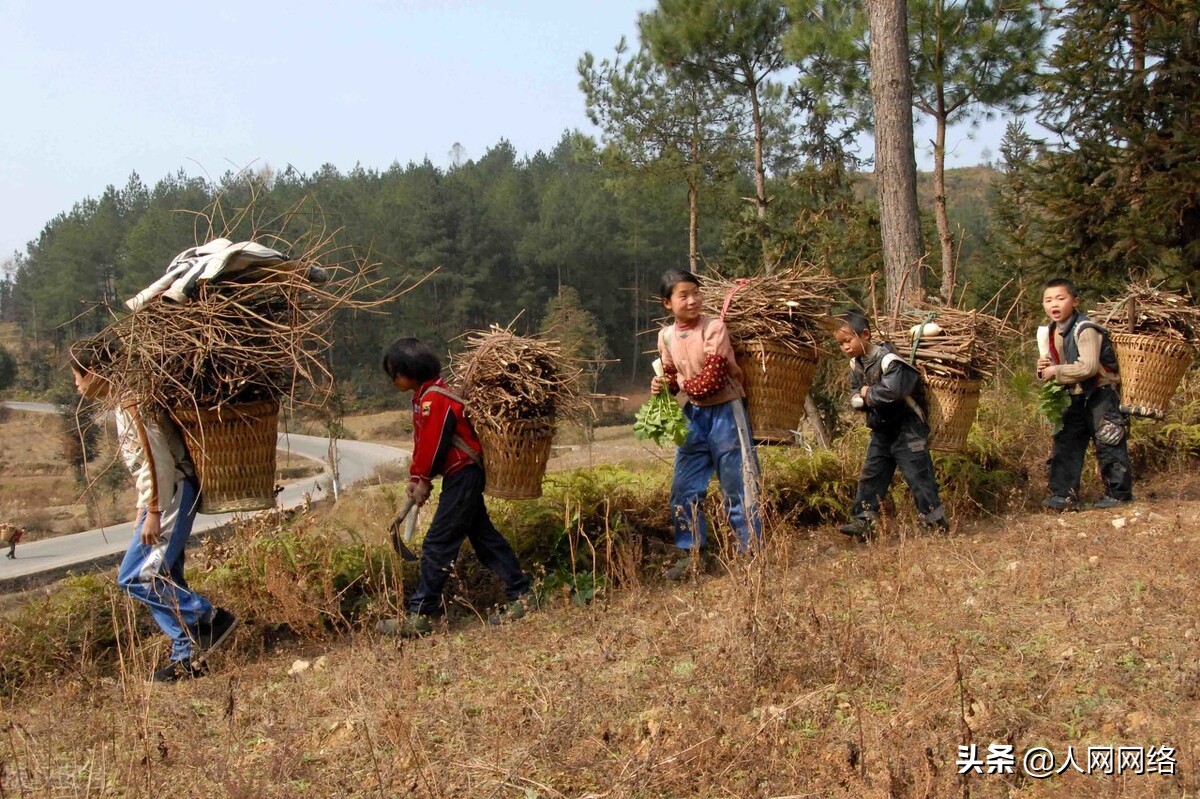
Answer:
[
  {"left": 68, "top": 334, "right": 118, "bottom": 374},
  {"left": 660, "top": 269, "right": 701, "bottom": 301},
  {"left": 1042, "top": 277, "right": 1079, "bottom": 298},
  {"left": 836, "top": 309, "right": 871, "bottom": 335},
  {"left": 381, "top": 337, "right": 442, "bottom": 383}
]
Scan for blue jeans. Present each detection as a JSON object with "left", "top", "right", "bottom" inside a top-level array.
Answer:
[
  {"left": 671, "top": 401, "right": 762, "bottom": 552},
  {"left": 117, "top": 476, "right": 212, "bottom": 662}
]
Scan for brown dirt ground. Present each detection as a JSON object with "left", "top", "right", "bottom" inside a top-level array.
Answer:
[{"left": 4, "top": 485, "right": 1200, "bottom": 797}]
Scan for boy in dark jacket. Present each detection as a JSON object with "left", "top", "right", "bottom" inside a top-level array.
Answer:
[
  {"left": 378, "top": 337, "right": 532, "bottom": 638},
  {"left": 1037, "top": 278, "right": 1133, "bottom": 509},
  {"left": 834, "top": 310, "right": 948, "bottom": 538}
]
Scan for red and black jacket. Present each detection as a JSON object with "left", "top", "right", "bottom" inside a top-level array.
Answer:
[{"left": 410, "top": 378, "right": 483, "bottom": 485}]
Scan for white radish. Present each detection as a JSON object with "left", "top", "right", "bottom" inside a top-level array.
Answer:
[
  {"left": 652, "top": 358, "right": 665, "bottom": 378},
  {"left": 909, "top": 322, "right": 944, "bottom": 338},
  {"left": 1036, "top": 325, "right": 1051, "bottom": 359}
]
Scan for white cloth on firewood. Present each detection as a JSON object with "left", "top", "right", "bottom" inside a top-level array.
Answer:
[{"left": 124, "top": 239, "right": 288, "bottom": 313}]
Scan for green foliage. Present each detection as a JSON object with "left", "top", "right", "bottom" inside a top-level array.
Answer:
[
  {"left": 633, "top": 391, "right": 690, "bottom": 447},
  {"left": 0, "top": 574, "right": 129, "bottom": 698},
  {"left": 1129, "top": 371, "right": 1200, "bottom": 472},
  {"left": 207, "top": 516, "right": 393, "bottom": 636},
  {"left": 539, "top": 285, "right": 611, "bottom": 394},
  {"left": 1018, "top": 0, "right": 1200, "bottom": 294},
  {"left": 0, "top": 344, "right": 16, "bottom": 390},
  {"left": 1037, "top": 381, "right": 1071, "bottom": 433},
  {"left": 579, "top": 38, "right": 745, "bottom": 271},
  {"left": 909, "top": 0, "right": 1048, "bottom": 126}
]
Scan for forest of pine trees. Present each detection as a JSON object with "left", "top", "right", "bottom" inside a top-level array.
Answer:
[{"left": 1, "top": 0, "right": 1196, "bottom": 401}]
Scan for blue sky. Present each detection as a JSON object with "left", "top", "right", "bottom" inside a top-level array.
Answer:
[{"left": 1, "top": 0, "right": 1008, "bottom": 262}]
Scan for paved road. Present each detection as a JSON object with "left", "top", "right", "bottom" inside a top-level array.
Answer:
[{"left": 1, "top": 402, "right": 408, "bottom": 581}]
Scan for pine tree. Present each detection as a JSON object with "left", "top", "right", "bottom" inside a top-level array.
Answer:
[
  {"left": 580, "top": 39, "right": 742, "bottom": 271},
  {"left": 909, "top": 0, "right": 1047, "bottom": 302},
  {"left": 1028, "top": 0, "right": 1200, "bottom": 294},
  {"left": 640, "top": 0, "right": 793, "bottom": 269}
]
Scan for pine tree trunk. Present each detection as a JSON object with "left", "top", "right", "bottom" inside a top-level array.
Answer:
[
  {"left": 867, "top": 0, "right": 924, "bottom": 312},
  {"left": 748, "top": 81, "right": 772, "bottom": 273},
  {"left": 935, "top": 102, "right": 955, "bottom": 303},
  {"left": 688, "top": 182, "right": 699, "bottom": 274},
  {"left": 688, "top": 131, "right": 700, "bottom": 273}
]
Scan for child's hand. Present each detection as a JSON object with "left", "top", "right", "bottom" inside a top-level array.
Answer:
[
  {"left": 859, "top": 385, "right": 870, "bottom": 398},
  {"left": 406, "top": 480, "right": 432, "bottom": 507},
  {"left": 1040, "top": 364, "right": 1057, "bottom": 380},
  {"left": 650, "top": 376, "right": 669, "bottom": 395},
  {"left": 1037, "top": 356, "right": 1052, "bottom": 372},
  {"left": 141, "top": 510, "right": 161, "bottom": 545}
]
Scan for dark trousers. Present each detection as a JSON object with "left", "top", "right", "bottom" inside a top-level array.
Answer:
[
  {"left": 1049, "top": 386, "right": 1133, "bottom": 501},
  {"left": 853, "top": 416, "right": 945, "bottom": 522},
  {"left": 5, "top": 541, "right": 14, "bottom": 558},
  {"left": 409, "top": 465, "right": 530, "bottom": 616}
]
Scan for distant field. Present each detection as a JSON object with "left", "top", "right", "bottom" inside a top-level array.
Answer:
[{"left": 0, "top": 407, "right": 322, "bottom": 539}]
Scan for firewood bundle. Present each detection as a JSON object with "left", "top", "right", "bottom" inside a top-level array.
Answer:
[
  {"left": 878, "top": 307, "right": 1015, "bottom": 381},
  {"left": 1090, "top": 284, "right": 1200, "bottom": 345},
  {"left": 700, "top": 263, "right": 838, "bottom": 351},
  {"left": 450, "top": 326, "right": 583, "bottom": 427}
]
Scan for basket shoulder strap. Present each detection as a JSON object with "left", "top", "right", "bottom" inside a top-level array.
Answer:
[
  {"left": 423, "top": 385, "right": 467, "bottom": 405},
  {"left": 422, "top": 386, "right": 483, "bottom": 466}
]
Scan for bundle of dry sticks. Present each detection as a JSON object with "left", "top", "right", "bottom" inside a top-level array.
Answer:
[
  {"left": 451, "top": 326, "right": 582, "bottom": 427},
  {"left": 878, "top": 307, "right": 1015, "bottom": 381},
  {"left": 84, "top": 230, "right": 391, "bottom": 414},
  {"left": 1090, "top": 284, "right": 1200, "bottom": 345},
  {"left": 700, "top": 263, "right": 839, "bottom": 352}
]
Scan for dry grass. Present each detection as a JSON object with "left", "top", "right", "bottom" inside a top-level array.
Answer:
[
  {"left": 4, "top": 373, "right": 1200, "bottom": 796},
  {"left": 0, "top": 412, "right": 134, "bottom": 536},
  {"left": 3, "top": 491, "right": 1200, "bottom": 797}
]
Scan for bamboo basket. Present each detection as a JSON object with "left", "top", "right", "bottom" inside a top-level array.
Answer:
[
  {"left": 475, "top": 417, "right": 555, "bottom": 499},
  {"left": 734, "top": 341, "right": 820, "bottom": 444},
  {"left": 925, "top": 376, "right": 982, "bottom": 453},
  {"left": 171, "top": 401, "right": 279, "bottom": 514},
  {"left": 1111, "top": 332, "right": 1197, "bottom": 419}
]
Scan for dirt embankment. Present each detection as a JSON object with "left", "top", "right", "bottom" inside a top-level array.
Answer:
[{"left": 5, "top": 492, "right": 1200, "bottom": 797}]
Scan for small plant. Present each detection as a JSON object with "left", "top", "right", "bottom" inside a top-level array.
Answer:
[
  {"left": 634, "top": 361, "right": 688, "bottom": 447},
  {"left": 1037, "top": 381, "right": 1070, "bottom": 433},
  {"left": 633, "top": 390, "right": 689, "bottom": 447}
]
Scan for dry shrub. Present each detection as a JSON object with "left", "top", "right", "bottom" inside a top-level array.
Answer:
[
  {"left": 0, "top": 574, "right": 151, "bottom": 697},
  {"left": 1129, "top": 369, "right": 1200, "bottom": 474},
  {"left": 195, "top": 511, "right": 398, "bottom": 643}
]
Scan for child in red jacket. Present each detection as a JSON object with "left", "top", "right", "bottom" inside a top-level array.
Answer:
[{"left": 378, "top": 337, "right": 532, "bottom": 638}]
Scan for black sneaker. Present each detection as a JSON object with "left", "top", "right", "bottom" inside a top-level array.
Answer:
[
  {"left": 1042, "top": 495, "right": 1078, "bottom": 511},
  {"left": 195, "top": 608, "right": 239, "bottom": 654},
  {"left": 488, "top": 595, "right": 534, "bottom": 626},
  {"left": 838, "top": 518, "right": 873, "bottom": 540},
  {"left": 665, "top": 553, "right": 698, "bottom": 581},
  {"left": 1091, "top": 495, "right": 1131, "bottom": 510},
  {"left": 152, "top": 658, "right": 208, "bottom": 683}
]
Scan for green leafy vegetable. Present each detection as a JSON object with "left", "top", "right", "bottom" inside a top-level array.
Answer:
[
  {"left": 1037, "top": 381, "right": 1070, "bottom": 433},
  {"left": 633, "top": 391, "right": 689, "bottom": 447}
]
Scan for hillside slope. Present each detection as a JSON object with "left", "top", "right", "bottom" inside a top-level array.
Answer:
[{"left": 3, "top": 493, "right": 1198, "bottom": 798}]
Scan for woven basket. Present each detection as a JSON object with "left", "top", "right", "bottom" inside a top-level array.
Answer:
[
  {"left": 476, "top": 417, "right": 555, "bottom": 500},
  {"left": 925, "top": 376, "right": 982, "bottom": 453},
  {"left": 734, "top": 341, "right": 819, "bottom": 443},
  {"left": 1111, "top": 332, "right": 1197, "bottom": 419},
  {"left": 171, "top": 401, "right": 279, "bottom": 514}
]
